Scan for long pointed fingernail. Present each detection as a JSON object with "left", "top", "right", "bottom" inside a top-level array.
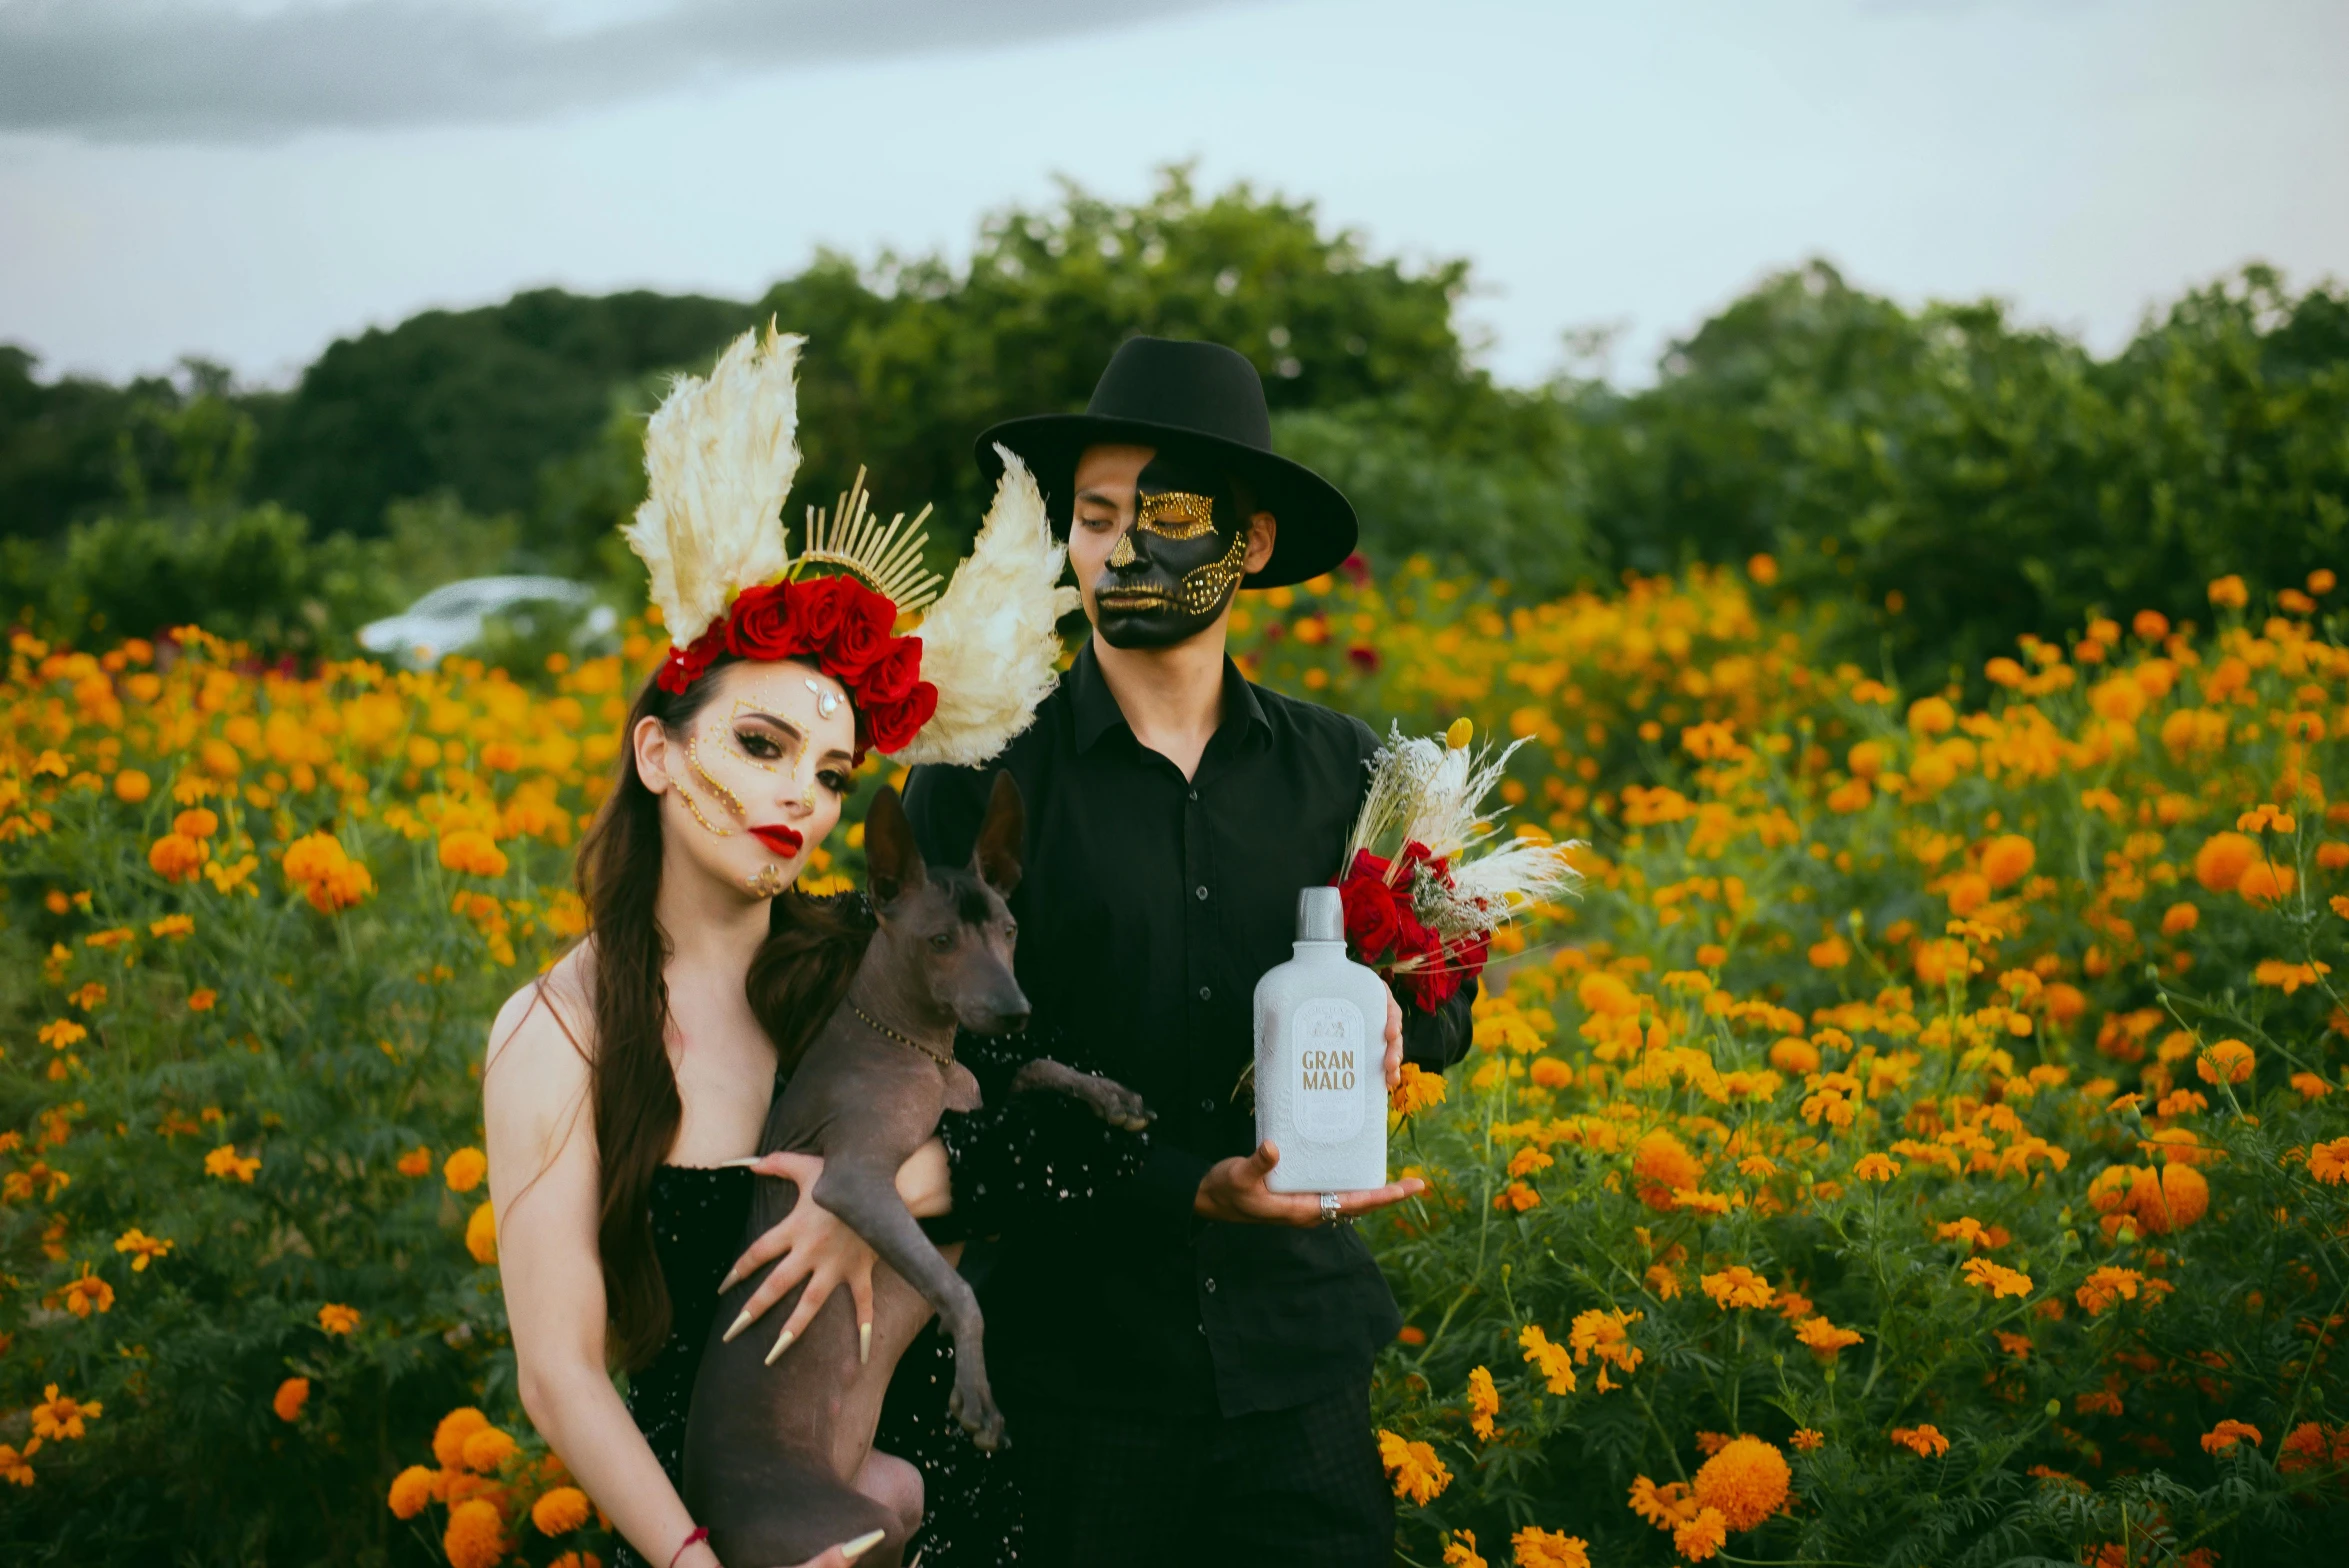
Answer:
[
  {"left": 842, "top": 1529, "right": 887, "bottom": 1562},
  {"left": 716, "top": 1268, "right": 740, "bottom": 1294},
  {"left": 859, "top": 1321, "right": 872, "bottom": 1365},
  {"left": 714, "top": 1156, "right": 762, "bottom": 1169},
  {"left": 765, "top": 1327, "right": 795, "bottom": 1366},
  {"left": 721, "top": 1308, "right": 752, "bottom": 1343}
]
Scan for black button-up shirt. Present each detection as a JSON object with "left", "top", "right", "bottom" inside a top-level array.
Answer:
[{"left": 904, "top": 641, "right": 1472, "bottom": 1418}]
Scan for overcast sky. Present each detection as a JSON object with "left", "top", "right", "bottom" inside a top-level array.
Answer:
[{"left": 3, "top": 0, "right": 2344, "bottom": 389}]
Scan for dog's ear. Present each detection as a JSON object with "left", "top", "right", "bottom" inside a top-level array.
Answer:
[
  {"left": 863, "top": 785, "right": 928, "bottom": 909},
  {"left": 971, "top": 771, "right": 1024, "bottom": 898}
]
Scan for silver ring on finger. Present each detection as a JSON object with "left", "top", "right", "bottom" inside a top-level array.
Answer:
[{"left": 1319, "top": 1191, "right": 1342, "bottom": 1226}]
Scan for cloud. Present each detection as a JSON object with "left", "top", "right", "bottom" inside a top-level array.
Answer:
[{"left": 0, "top": 0, "right": 1264, "bottom": 140}]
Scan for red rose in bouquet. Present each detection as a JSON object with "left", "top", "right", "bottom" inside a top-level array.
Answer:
[
  {"left": 858, "top": 635, "right": 925, "bottom": 706},
  {"left": 787, "top": 574, "right": 850, "bottom": 647},
  {"left": 1340, "top": 872, "right": 1402, "bottom": 960}
]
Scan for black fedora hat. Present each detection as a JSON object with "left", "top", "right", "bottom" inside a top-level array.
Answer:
[{"left": 975, "top": 336, "right": 1357, "bottom": 589}]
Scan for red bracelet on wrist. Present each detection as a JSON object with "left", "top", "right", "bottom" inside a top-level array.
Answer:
[{"left": 668, "top": 1525, "right": 710, "bottom": 1568}]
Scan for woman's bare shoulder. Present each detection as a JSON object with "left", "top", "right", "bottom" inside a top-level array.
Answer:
[{"left": 487, "top": 944, "right": 597, "bottom": 1083}]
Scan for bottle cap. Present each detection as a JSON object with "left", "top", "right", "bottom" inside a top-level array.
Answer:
[{"left": 1297, "top": 885, "right": 1344, "bottom": 942}]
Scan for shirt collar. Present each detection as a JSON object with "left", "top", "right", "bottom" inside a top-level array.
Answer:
[{"left": 1070, "top": 637, "right": 1271, "bottom": 754}]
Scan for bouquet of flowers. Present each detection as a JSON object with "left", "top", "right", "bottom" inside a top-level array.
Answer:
[{"left": 1335, "top": 719, "right": 1581, "bottom": 1010}]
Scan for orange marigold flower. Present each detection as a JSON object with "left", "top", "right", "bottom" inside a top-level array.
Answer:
[
  {"left": 2238, "top": 861, "right": 2296, "bottom": 905},
  {"left": 531, "top": 1485, "right": 592, "bottom": 1534},
  {"left": 548, "top": 1555, "right": 602, "bottom": 1568},
  {"left": 1495, "top": 1180, "right": 1541, "bottom": 1212},
  {"left": 1629, "top": 1475, "right": 1702, "bottom": 1528},
  {"left": 1442, "top": 1529, "right": 1487, "bottom": 1568},
  {"left": 2196, "top": 1038, "right": 2255, "bottom": 1084},
  {"left": 2291, "top": 1072, "right": 2332, "bottom": 1102},
  {"left": 1789, "top": 1428, "right": 1824, "bottom": 1451},
  {"left": 444, "top": 1497, "right": 508, "bottom": 1568},
  {"left": 1529, "top": 1057, "right": 1573, "bottom": 1089},
  {"left": 465, "top": 1201, "right": 498, "bottom": 1265},
  {"left": 1632, "top": 1129, "right": 1703, "bottom": 1212},
  {"left": 1377, "top": 1428, "right": 1452, "bottom": 1505},
  {"left": 1692, "top": 1436, "right": 1790, "bottom": 1531},
  {"left": 317, "top": 1303, "right": 360, "bottom": 1336},
  {"left": 2305, "top": 1137, "right": 2349, "bottom": 1185},
  {"left": 1890, "top": 1424, "right": 1950, "bottom": 1458},
  {"left": 2208, "top": 574, "right": 2248, "bottom": 609},
  {"left": 1980, "top": 834, "right": 2036, "bottom": 889},
  {"left": 113, "top": 1227, "right": 173, "bottom": 1271},
  {"left": 1700, "top": 1266, "right": 1773, "bottom": 1311},
  {"left": 57, "top": 1265, "right": 115, "bottom": 1317},
  {"left": 439, "top": 828, "right": 511, "bottom": 879},
  {"left": 1674, "top": 1506, "right": 1730, "bottom": 1561},
  {"left": 443, "top": 1146, "right": 488, "bottom": 1193},
  {"left": 2192, "top": 832, "right": 2261, "bottom": 894},
  {"left": 114, "top": 768, "right": 152, "bottom": 803},
  {"left": 2075, "top": 1267, "right": 2145, "bottom": 1315},
  {"left": 1391, "top": 1062, "right": 1448, "bottom": 1117},
  {"left": 460, "top": 1425, "right": 518, "bottom": 1473},
  {"left": 2280, "top": 1421, "right": 2330, "bottom": 1475},
  {"left": 397, "top": 1145, "right": 433, "bottom": 1177},
  {"left": 1961, "top": 1258, "right": 2033, "bottom": 1298},
  {"left": 2201, "top": 1418, "right": 2261, "bottom": 1454},
  {"left": 1795, "top": 1315, "right": 1863, "bottom": 1360},
  {"left": 1569, "top": 1307, "right": 1644, "bottom": 1375},
  {"left": 388, "top": 1463, "right": 438, "bottom": 1519},
  {"left": 31, "top": 1385, "right": 102, "bottom": 1440},
  {"left": 147, "top": 833, "right": 206, "bottom": 882},
  {"left": 188, "top": 988, "right": 217, "bottom": 1011},
  {"left": 282, "top": 830, "right": 375, "bottom": 913},
  {"left": 1519, "top": 1324, "right": 1577, "bottom": 1395},
  {"left": 273, "top": 1377, "right": 310, "bottom": 1422},
  {"left": 2160, "top": 902, "right": 2200, "bottom": 936},
  {"left": 2141, "top": 1162, "right": 2210, "bottom": 1233},
  {"left": 433, "top": 1408, "right": 491, "bottom": 1469},
  {"left": 1511, "top": 1526, "right": 1591, "bottom": 1568},
  {"left": 1467, "top": 1366, "right": 1501, "bottom": 1441},
  {"left": 1853, "top": 1152, "right": 1901, "bottom": 1182}
]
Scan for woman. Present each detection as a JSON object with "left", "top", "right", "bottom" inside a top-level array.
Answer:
[{"left": 478, "top": 324, "right": 1075, "bottom": 1568}]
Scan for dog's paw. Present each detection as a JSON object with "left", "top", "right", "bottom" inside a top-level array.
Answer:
[
  {"left": 1078, "top": 1074, "right": 1154, "bottom": 1131},
  {"left": 948, "top": 1373, "right": 1007, "bottom": 1452}
]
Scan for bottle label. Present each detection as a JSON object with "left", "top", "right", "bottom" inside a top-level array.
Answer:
[{"left": 1292, "top": 998, "right": 1367, "bottom": 1145}]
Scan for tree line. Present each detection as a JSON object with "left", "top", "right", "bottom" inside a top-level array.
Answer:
[{"left": 4, "top": 167, "right": 2344, "bottom": 683}]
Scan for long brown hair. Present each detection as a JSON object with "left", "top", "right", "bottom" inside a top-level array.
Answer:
[{"left": 576, "top": 654, "right": 873, "bottom": 1371}]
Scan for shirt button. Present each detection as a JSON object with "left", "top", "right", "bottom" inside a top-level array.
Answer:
[
  {"left": 1199, "top": 1097, "right": 1215, "bottom": 1114},
  {"left": 1188, "top": 788, "right": 1200, "bottom": 801},
  {"left": 1195, "top": 885, "right": 1209, "bottom": 901},
  {"left": 1198, "top": 985, "right": 1212, "bottom": 1001},
  {"left": 1203, "top": 1277, "right": 1218, "bottom": 1294}
]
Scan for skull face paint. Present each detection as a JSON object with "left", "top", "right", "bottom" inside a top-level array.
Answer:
[{"left": 1088, "top": 450, "right": 1254, "bottom": 650}]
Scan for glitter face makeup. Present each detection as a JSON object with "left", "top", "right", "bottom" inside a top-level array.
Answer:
[
  {"left": 658, "top": 662, "right": 857, "bottom": 899},
  {"left": 1084, "top": 451, "right": 1255, "bottom": 650}
]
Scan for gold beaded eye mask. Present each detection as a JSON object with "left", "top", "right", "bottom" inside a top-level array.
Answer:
[{"left": 1136, "top": 489, "right": 1217, "bottom": 540}]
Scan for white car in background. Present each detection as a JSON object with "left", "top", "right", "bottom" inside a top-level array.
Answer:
[{"left": 357, "top": 576, "right": 618, "bottom": 669}]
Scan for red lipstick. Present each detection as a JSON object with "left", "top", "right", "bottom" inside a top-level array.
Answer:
[{"left": 751, "top": 825, "right": 804, "bottom": 858}]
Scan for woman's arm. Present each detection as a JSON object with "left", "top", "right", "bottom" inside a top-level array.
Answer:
[{"left": 485, "top": 980, "right": 882, "bottom": 1568}]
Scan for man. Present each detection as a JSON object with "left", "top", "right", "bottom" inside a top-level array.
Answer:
[{"left": 897, "top": 336, "right": 1475, "bottom": 1566}]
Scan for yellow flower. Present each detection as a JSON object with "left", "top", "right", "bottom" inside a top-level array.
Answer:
[
  {"left": 2075, "top": 1266, "right": 2145, "bottom": 1314},
  {"left": 317, "top": 1303, "right": 361, "bottom": 1336},
  {"left": 1790, "top": 1428, "right": 1824, "bottom": 1451},
  {"left": 1693, "top": 1435, "right": 1789, "bottom": 1530},
  {"left": 31, "top": 1385, "right": 102, "bottom": 1441},
  {"left": 205, "top": 1143, "right": 261, "bottom": 1182},
  {"left": 444, "top": 1146, "right": 489, "bottom": 1193},
  {"left": 2196, "top": 1038, "right": 2256, "bottom": 1084},
  {"left": 1442, "top": 1529, "right": 1487, "bottom": 1568},
  {"left": 0, "top": 1439, "right": 37, "bottom": 1487},
  {"left": 439, "top": 828, "right": 510, "bottom": 879},
  {"left": 1979, "top": 834, "right": 2036, "bottom": 889},
  {"left": 56, "top": 1265, "right": 115, "bottom": 1317},
  {"left": 113, "top": 768, "right": 152, "bottom": 803},
  {"left": 1519, "top": 1323, "right": 1576, "bottom": 1395},
  {"left": 1376, "top": 1428, "right": 1452, "bottom": 1505},
  {"left": 37, "top": 1018, "right": 88, "bottom": 1050},
  {"left": 465, "top": 1200, "right": 498, "bottom": 1264},
  {"left": 388, "top": 1464, "right": 438, "bottom": 1519},
  {"left": 1960, "top": 1258, "right": 2033, "bottom": 1298},
  {"left": 2305, "top": 1137, "right": 2349, "bottom": 1185},
  {"left": 1853, "top": 1153, "right": 1901, "bottom": 1182},
  {"left": 1700, "top": 1266, "right": 1772, "bottom": 1310},
  {"left": 273, "top": 1377, "right": 310, "bottom": 1422},
  {"left": 1794, "top": 1315, "right": 1862, "bottom": 1360},
  {"left": 1569, "top": 1307, "right": 1644, "bottom": 1376},
  {"left": 113, "top": 1227, "right": 174, "bottom": 1271},
  {"left": 1674, "top": 1506, "right": 1729, "bottom": 1561},
  {"left": 1466, "top": 1365, "right": 1501, "bottom": 1441},
  {"left": 282, "top": 830, "right": 375, "bottom": 913},
  {"left": 1511, "top": 1527, "right": 1590, "bottom": 1568},
  {"left": 531, "top": 1484, "right": 592, "bottom": 1534},
  {"left": 1390, "top": 1062, "right": 1447, "bottom": 1117}
]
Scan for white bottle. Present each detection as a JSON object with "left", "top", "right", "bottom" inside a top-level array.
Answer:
[{"left": 1254, "top": 886, "right": 1391, "bottom": 1194}]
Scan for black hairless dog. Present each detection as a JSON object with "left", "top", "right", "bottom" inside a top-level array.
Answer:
[{"left": 679, "top": 773, "right": 1150, "bottom": 1567}]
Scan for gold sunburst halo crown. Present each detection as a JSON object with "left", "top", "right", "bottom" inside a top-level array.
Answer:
[{"left": 795, "top": 466, "right": 943, "bottom": 614}]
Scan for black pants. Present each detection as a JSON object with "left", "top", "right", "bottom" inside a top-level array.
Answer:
[{"left": 998, "top": 1381, "right": 1393, "bottom": 1568}]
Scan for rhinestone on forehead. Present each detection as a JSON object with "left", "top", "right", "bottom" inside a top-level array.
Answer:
[{"left": 804, "top": 678, "right": 840, "bottom": 719}]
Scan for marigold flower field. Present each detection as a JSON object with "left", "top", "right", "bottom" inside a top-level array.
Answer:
[{"left": 3, "top": 562, "right": 2347, "bottom": 1565}]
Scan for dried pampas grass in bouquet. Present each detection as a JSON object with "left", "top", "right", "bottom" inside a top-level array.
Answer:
[{"left": 1335, "top": 718, "right": 1581, "bottom": 1009}]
